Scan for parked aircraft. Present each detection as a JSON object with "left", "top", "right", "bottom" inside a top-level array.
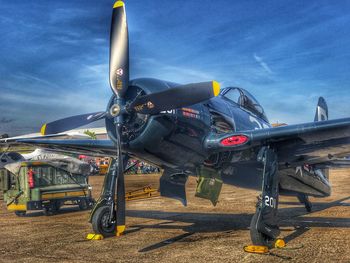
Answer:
[{"left": 1, "top": 1, "right": 350, "bottom": 247}]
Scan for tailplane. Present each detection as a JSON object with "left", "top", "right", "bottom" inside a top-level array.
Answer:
[{"left": 314, "top": 97, "right": 328, "bottom": 121}]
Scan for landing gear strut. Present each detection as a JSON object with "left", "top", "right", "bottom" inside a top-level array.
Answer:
[
  {"left": 297, "top": 193, "right": 312, "bottom": 212},
  {"left": 250, "top": 146, "right": 280, "bottom": 248},
  {"left": 90, "top": 155, "right": 128, "bottom": 237}
]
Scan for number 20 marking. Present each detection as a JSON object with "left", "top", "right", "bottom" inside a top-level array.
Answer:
[{"left": 264, "top": 195, "right": 276, "bottom": 209}]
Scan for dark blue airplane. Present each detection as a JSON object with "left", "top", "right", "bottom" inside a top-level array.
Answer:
[{"left": 1, "top": 1, "right": 350, "bottom": 248}]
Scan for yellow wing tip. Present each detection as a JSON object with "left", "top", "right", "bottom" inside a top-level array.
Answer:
[
  {"left": 40, "top": 124, "right": 47, "bottom": 135},
  {"left": 212, "top": 81, "right": 220, "bottom": 96},
  {"left": 113, "top": 1, "right": 125, "bottom": 8}
]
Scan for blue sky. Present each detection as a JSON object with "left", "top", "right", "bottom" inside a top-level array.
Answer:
[{"left": 1, "top": 0, "right": 350, "bottom": 135}]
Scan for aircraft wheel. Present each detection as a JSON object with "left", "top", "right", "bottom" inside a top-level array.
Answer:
[
  {"left": 249, "top": 212, "right": 274, "bottom": 248},
  {"left": 14, "top": 211, "right": 26, "bottom": 217},
  {"left": 91, "top": 206, "right": 116, "bottom": 237}
]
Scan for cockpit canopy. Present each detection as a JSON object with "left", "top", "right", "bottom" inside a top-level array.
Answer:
[{"left": 221, "top": 87, "right": 268, "bottom": 122}]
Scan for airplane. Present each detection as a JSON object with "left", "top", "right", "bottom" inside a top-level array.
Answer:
[
  {"left": 0, "top": 128, "right": 107, "bottom": 167},
  {"left": 1, "top": 1, "right": 350, "bottom": 248}
]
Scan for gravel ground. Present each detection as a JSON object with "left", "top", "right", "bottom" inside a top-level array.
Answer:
[{"left": 0, "top": 170, "right": 349, "bottom": 263}]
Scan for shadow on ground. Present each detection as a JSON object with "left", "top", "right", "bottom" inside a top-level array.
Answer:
[{"left": 125, "top": 196, "right": 350, "bottom": 252}]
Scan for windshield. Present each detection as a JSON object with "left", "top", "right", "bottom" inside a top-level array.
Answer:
[
  {"left": 241, "top": 89, "right": 267, "bottom": 120},
  {"left": 224, "top": 88, "right": 268, "bottom": 122},
  {"left": 30, "top": 166, "right": 86, "bottom": 187}
]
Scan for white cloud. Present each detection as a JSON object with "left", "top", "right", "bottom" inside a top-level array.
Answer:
[{"left": 253, "top": 53, "right": 273, "bottom": 74}]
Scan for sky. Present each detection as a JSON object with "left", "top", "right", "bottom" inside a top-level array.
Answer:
[{"left": 0, "top": 0, "right": 350, "bottom": 135}]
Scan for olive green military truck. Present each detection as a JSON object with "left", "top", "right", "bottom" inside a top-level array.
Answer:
[{"left": 0, "top": 157, "right": 95, "bottom": 216}]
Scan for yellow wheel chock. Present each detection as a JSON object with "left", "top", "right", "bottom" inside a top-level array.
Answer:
[
  {"left": 274, "top": 238, "right": 286, "bottom": 248},
  {"left": 243, "top": 239, "right": 286, "bottom": 254},
  {"left": 86, "top": 233, "right": 104, "bottom": 240},
  {"left": 116, "top": 225, "right": 126, "bottom": 237},
  {"left": 243, "top": 239, "right": 294, "bottom": 260},
  {"left": 243, "top": 245, "right": 269, "bottom": 254}
]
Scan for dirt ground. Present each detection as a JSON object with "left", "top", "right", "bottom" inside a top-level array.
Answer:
[{"left": 0, "top": 170, "right": 349, "bottom": 263}]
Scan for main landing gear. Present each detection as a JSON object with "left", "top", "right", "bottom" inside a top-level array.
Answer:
[
  {"left": 89, "top": 156, "right": 128, "bottom": 238},
  {"left": 250, "top": 146, "right": 280, "bottom": 248}
]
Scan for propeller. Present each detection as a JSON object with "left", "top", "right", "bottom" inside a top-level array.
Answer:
[
  {"left": 40, "top": 80, "right": 220, "bottom": 136},
  {"left": 38, "top": 0, "right": 221, "bottom": 237}
]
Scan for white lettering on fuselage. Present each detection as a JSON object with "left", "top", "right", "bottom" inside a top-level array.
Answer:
[{"left": 160, "top": 110, "right": 176, "bottom": 114}]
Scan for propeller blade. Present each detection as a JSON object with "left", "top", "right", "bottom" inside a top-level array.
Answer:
[
  {"left": 109, "top": 0, "right": 129, "bottom": 98},
  {"left": 116, "top": 155, "right": 127, "bottom": 236},
  {"left": 40, "top": 112, "right": 106, "bottom": 135},
  {"left": 114, "top": 126, "right": 127, "bottom": 236},
  {"left": 128, "top": 81, "right": 220, "bottom": 114}
]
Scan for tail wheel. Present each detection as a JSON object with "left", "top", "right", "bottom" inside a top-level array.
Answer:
[
  {"left": 92, "top": 206, "right": 116, "bottom": 237},
  {"left": 249, "top": 212, "right": 274, "bottom": 248}
]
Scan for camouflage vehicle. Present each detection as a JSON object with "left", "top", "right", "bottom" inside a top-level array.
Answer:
[{"left": 0, "top": 157, "right": 95, "bottom": 216}]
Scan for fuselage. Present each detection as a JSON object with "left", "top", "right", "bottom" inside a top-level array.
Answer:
[
  {"left": 122, "top": 78, "right": 270, "bottom": 171},
  {"left": 119, "top": 78, "right": 330, "bottom": 198}
]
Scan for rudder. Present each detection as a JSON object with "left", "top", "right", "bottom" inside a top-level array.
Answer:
[{"left": 314, "top": 97, "right": 328, "bottom": 121}]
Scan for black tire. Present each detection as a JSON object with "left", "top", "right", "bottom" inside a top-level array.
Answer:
[
  {"left": 79, "top": 200, "right": 88, "bottom": 210},
  {"left": 53, "top": 201, "right": 61, "bottom": 212},
  {"left": 43, "top": 204, "right": 57, "bottom": 216},
  {"left": 91, "top": 206, "right": 116, "bottom": 237},
  {"left": 15, "top": 211, "right": 26, "bottom": 217},
  {"left": 249, "top": 212, "right": 274, "bottom": 248},
  {"left": 43, "top": 207, "right": 52, "bottom": 216}
]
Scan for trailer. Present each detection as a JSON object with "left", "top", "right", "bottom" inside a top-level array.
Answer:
[{"left": 0, "top": 157, "right": 95, "bottom": 216}]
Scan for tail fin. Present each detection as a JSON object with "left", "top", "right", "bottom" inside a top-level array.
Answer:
[{"left": 314, "top": 97, "right": 328, "bottom": 121}]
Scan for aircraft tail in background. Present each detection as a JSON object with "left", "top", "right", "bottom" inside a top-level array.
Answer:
[{"left": 314, "top": 97, "right": 328, "bottom": 121}]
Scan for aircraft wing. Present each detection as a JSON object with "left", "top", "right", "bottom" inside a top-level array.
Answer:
[
  {"left": 205, "top": 117, "right": 350, "bottom": 166},
  {"left": 2, "top": 117, "right": 350, "bottom": 164},
  {"left": 0, "top": 128, "right": 112, "bottom": 156},
  {"left": 2, "top": 138, "right": 118, "bottom": 157},
  {"left": 0, "top": 131, "right": 91, "bottom": 144}
]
